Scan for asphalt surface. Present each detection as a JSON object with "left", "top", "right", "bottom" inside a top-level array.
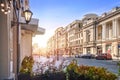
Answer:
[{"left": 66, "top": 57, "right": 119, "bottom": 74}]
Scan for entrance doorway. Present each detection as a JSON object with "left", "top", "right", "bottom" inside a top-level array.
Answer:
[{"left": 97, "top": 46, "right": 102, "bottom": 54}]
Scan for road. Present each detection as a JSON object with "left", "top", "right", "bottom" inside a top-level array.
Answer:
[{"left": 66, "top": 57, "right": 119, "bottom": 74}]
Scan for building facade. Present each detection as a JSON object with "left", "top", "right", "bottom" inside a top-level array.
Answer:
[
  {"left": 67, "top": 20, "right": 82, "bottom": 56},
  {"left": 82, "top": 14, "right": 98, "bottom": 55},
  {"left": 96, "top": 7, "right": 120, "bottom": 59},
  {"left": 47, "top": 7, "right": 120, "bottom": 59}
]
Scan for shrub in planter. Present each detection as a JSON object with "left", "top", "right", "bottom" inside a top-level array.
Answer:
[
  {"left": 77, "top": 65, "right": 117, "bottom": 80},
  {"left": 66, "top": 59, "right": 118, "bottom": 80},
  {"left": 18, "top": 56, "right": 34, "bottom": 80},
  {"left": 20, "top": 56, "right": 34, "bottom": 74},
  {"left": 66, "top": 59, "right": 80, "bottom": 80}
]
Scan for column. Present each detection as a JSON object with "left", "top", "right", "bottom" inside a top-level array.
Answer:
[
  {"left": 91, "top": 47, "right": 96, "bottom": 55},
  {"left": 83, "top": 48, "right": 86, "bottom": 54},
  {"left": 0, "top": 12, "right": 11, "bottom": 79},
  {"left": 83, "top": 31, "right": 86, "bottom": 43},
  {"left": 102, "top": 23, "right": 106, "bottom": 40},
  {"left": 112, "top": 18, "right": 118, "bottom": 38},
  {"left": 102, "top": 43, "right": 106, "bottom": 53},
  {"left": 114, "top": 42, "right": 118, "bottom": 58}
]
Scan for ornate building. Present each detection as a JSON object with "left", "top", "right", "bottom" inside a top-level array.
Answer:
[
  {"left": 82, "top": 13, "right": 98, "bottom": 55},
  {"left": 96, "top": 7, "right": 120, "bottom": 59},
  {"left": 47, "top": 7, "right": 120, "bottom": 59}
]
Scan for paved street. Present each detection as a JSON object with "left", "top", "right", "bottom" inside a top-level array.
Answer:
[{"left": 66, "top": 57, "right": 119, "bottom": 74}]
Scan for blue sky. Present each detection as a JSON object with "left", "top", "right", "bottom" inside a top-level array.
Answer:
[{"left": 30, "top": 0, "right": 120, "bottom": 47}]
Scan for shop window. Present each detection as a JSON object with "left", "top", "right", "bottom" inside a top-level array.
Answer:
[
  {"left": 118, "top": 44, "right": 120, "bottom": 56},
  {"left": 97, "top": 46, "right": 102, "bottom": 54}
]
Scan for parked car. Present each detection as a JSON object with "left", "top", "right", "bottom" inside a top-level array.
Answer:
[
  {"left": 96, "top": 53, "right": 112, "bottom": 60},
  {"left": 81, "top": 53, "right": 95, "bottom": 59},
  {"left": 75, "top": 54, "right": 84, "bottom": 58}
]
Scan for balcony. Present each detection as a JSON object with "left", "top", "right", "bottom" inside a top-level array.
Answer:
[
  {"left": 83, "top": 41, "right": 96, "bottom": 47},
  {"left": 83, "top": 19, "right": 94, "bottom": 26}
]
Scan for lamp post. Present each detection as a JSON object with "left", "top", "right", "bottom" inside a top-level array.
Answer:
[
  {"left": 16, "top": 9, "right": 33, "bottom": 74},
  {"left": 17, "top": 9, "right": 33, "bottom": 74}
]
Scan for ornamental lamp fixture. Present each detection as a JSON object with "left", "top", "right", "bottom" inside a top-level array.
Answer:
[
  {"left": 24, "top": 9, "right": 33, "bottom": 24},
  {"left": 0, "top": 0, "right": 33, "bottom": 24}
]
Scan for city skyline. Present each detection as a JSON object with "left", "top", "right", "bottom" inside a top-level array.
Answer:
[{"left": 30, "top": 0, "right": 120, "bottom": 47}]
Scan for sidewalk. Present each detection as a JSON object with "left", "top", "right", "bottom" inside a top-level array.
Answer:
[{"left": 112, "top": 59, "right": 120, "bottom": 64}]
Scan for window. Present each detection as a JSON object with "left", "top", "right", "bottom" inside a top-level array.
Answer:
[
  {"left": 81, "top": 39, "right": 83, "bottom": 43},
  {"left": 86, "top": 30, "right": 90, "bottom": 42},
  {"left": 118, "top": 19, "right": 120, "bottom": 35},
  {"left": 98, "top": 26, "right": 102, "bottom": 40},
  {"left": 88, "top": 34, "right": 90, "bottom": 42},
  {"left": 106, "top": 22, "right": 112, "bottom": 39}
]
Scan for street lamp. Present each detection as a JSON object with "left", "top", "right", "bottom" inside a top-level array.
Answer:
[
  {"left": 16, "top": 9, "right": 33, "bottom": 74},
  {"left": 24, "top": 9, "right": 33, "bottom": 24}
]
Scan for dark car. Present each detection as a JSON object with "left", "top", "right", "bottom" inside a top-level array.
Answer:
[
  {"left": 75, "top": 54, "right": 80, "bottom": 58},
  {"left": 75, "top": 54, "right": 84, "bottom": 58},
  {"left": 81, "top": 53, "right": 95, "bottom": 59},
  {"left": 96, "top": 53, "right": 112, "bottom": 60}
]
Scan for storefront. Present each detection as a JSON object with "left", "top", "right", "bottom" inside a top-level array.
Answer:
[
  {"left": 87, "top": 47, "right": 91, "bottom": 54},
  {"left": 106, "top": 44, "right": 111, "bottom": 54},
  {"left": 118, "top": 44, "right": 120, "bottom": 56},
  {"left": 97, "top": 46, "right": 102, "bottom": 54}
]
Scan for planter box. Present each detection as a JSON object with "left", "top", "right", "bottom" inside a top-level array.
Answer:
[
  {"left": 18, "top": 73, "right": 31, "bottom": 80},
  {"left": 18, "top": 72, "right": 66, "bottom": 80}
]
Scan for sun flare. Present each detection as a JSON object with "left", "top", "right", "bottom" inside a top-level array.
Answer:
[
  {"left": 32, "top": 35, "right": 47, "bottom": 48},
  {"left": 32, "top": 30, "right": 54, "bottom": 48}
]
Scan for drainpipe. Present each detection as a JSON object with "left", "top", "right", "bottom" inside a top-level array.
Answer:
[
  {"left": 16, "top": 10, "right": 20, "bottom": 75},
  {"left": 13, "top": 0, "right": 20, "bottom": 76}
]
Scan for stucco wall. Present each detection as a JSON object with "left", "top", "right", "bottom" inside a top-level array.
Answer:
[
  {"left": 20, "top": 30, "right": 32, "bottom": 64},
  {"left": 0, "top": 12, "right": 10, "bottom": 79}
]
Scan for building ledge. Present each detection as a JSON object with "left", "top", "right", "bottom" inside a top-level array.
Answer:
[
  {"left": 34, "top": 27, "right": 45, "bottom": 35},
  {"left": 20, "top": 17, "right": 45, "bottom": 35}
]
